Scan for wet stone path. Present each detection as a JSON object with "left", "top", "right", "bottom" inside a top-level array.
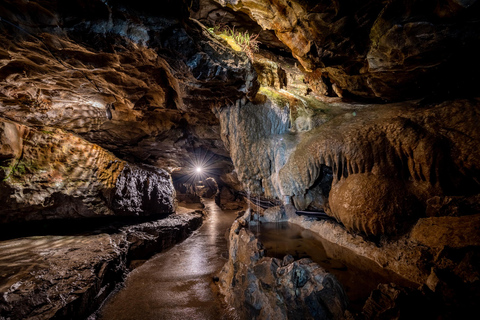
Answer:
[{"left": 96, "top": 199, "right": 238, "bottom": 320}]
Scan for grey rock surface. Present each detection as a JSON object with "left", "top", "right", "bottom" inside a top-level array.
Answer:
[{"left": 219, "top": 214, "right": 349, "bottom": 319}]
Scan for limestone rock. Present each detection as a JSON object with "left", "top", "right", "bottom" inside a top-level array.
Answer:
[
  {"left": 112, "top": 164, "right": 176, "bottom": 216},
  {"left": 190, "top": 0, "right": 289, "bottom": 51},
  {"left": 260, "top": 205, "right": 286, "bottom": 223},
  {"left": 219, "top": 215, "right": 349, "bottom": 319},
  {"left": 253, "top": 58, "right": 287, "bottom": 89},
  {"left": 214, "top": 0, "right": 480, "bottom": 100},
  {"left": 214, "top": 96, "right": 291, "bottom": 197},
  {"left": 0, "top": 122, "right": 27, "bottom": 161},
  {"left": 0, "top": 121, "right": 175, "bottom": 223},
  {"left": 277, "top": 99, "right": 480, "bottom": 236},
  {"left": 425, "top": 194, "right": 480, "bottom": 217},
  {"left": 218, "top": 185, "right": 244, "bottom": 210},
  {"left": 218, "top": 95, "right": 480, "bottom": 237},
  {"left": 329, "top": 173, "right": 418, "bottom": 236},
  {"left": 0, "top": 0, "right": 258, "bottom": 173},
  {"left": 425, "top": 246, "right": 480, "bottom": 319},
  {"left": 361, "top": 283, "right": 436, "bottom": 320},
  {"left": 410, "top": 214, "right": 480, "bottom": 248},
  {"left": 196, "top": 176, "right": 219, "bottom": 198}
]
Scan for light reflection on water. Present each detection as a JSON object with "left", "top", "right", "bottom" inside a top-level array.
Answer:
[
  {"left": 98, "top": 199, "right": 240, "bottom": 320},
  {"left": 250, "top": 222, "right": 417, "bottom": 312},
  {"left": 0, "top": 235, "right": 104, "bottom": 292}
]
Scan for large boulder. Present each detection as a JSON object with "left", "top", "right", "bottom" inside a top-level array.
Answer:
[
  {"left": 329, "top": 173, "right": 418, "bottom": 236},
  {"left": 0, "top": 121, "right": 175, "bottom": 223}
]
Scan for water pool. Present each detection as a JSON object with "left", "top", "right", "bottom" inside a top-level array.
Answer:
[{"left": 250, "top": 222, "right": 417, "bottom": 312}]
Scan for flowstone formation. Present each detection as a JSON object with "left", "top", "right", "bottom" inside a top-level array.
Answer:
[
  {"left": 198, "top": 0, "right": 480, "bottom": 318},
  {"left": 207, "top": 0, "right": 480, "bottom": 237},
  {"left": 0, "top": 1, "right": 255, "bottom": 319}
]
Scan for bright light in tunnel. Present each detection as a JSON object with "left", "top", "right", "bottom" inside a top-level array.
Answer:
[{"left": 173, "top": 149, "right": 221, "bottom": 186}]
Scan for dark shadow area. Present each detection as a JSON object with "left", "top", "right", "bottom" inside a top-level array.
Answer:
[{"left": 0, "top": 213, "right": 173, "bottom": 241}]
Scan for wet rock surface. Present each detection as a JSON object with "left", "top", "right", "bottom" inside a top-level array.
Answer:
[
  {"left": 0, "top": 0, "right": 479, "bottom": 319},
  {"left": 96, "top": 199, "right": 238, "bottom": 320},
  {"left": 0, "top": 210, "right": 203, "bottom": 320},
  {"left": 253, "top": 204, "right": 480, "bottom": 318},
  {"left": 219, "top": 214, "right": 349, "bottom": 319}
]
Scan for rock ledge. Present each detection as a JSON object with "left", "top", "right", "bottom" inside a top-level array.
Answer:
[{"left": 0, "top": 212, "right": 203, "bottom": 320}]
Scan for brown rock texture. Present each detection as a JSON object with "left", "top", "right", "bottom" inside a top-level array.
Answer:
[
  {"left": 218, "top": 94, "right": 480, "bottom": 236},
  {"left": 0, "top": 120, "right": 175, "bottom": 223},
  {"left": 410, "top": 214, "right": 480, "bottom": 248},
  {"left": 214, "top": 0, "right": 480, "bottom": 100},
  {"left": 360, "top": 283, "right": 436, "bottom": 320},
  {"left": 329, "top": 173, "right": 418, "bottom": 236},
  {"left": 0, "top": 0, "right": 257, "bottom": 171},
  {"left": 0, "top": 0, "right": 479, "bottom": 318}
]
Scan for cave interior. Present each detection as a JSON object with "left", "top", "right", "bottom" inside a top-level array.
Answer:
[{"left": 0, "top": 0, "right": 480, "bottom": 319}]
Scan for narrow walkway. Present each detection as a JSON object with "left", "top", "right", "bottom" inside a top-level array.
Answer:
[{"left": 97, "top": 199, "right": 238, "bottom": 320}]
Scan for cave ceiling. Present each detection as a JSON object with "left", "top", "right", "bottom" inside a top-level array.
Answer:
[
  {"left": 1, "top": 0, "right": 479, "bottom": 178},
  {"left": 0, "top": 0, "right": 258, "bottom": 177}
]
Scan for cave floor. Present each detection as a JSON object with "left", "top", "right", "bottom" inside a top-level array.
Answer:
[{"left": 96, "top": 199, "right": 238, "bottom": 320}]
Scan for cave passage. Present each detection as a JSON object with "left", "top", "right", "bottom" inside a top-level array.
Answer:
[
  {"left": 1, "top": 0, "right": 480, "bottom": 318},
  {"left": 96, "top": 199, "right": 238, "bottom": 320}
]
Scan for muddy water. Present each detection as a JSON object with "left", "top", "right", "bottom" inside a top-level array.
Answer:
[
  {"left": 97, "top": 199, "right": 238, "bottom": 320},
  {"left": 250, "top": 222, "right": 417, "bottom": 312}
]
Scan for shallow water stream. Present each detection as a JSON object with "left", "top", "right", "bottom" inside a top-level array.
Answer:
[
  {"left": 97, "top": 199, "right": 238, "bottom": 320},
  {"left": 250, "top": 222, "right": 417, "bottom": 312}
]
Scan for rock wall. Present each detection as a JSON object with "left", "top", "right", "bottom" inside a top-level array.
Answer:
[
  {"left": 253, "top": 205, "right": 480, "bottom": 318},
  {"left": 0, "top": 1, "right": 479, "bottom": 318},
  {"left": 0, "top": 120, "right": 175, "bottom": 223},
  {"left": 215, "top": 97, "right": 290, "bottom": 196},
  {"left": 0, "top": 0, "right": 257, "bottom": 172},
  {"left": 218, "top": 96, "right": 480, "bottom": 237},
  {"left": 280, "top": 99, "right": 480, "bottom": 235}
]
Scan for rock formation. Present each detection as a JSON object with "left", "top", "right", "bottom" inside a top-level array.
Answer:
[
  {"left": 219, "top": 213, "right": 349, "bottom": 319},
  {"left": 0, "top": 0, "right": 257, "bottom": 173},
  {"left": 0, "top": 120, "right": 175, "bottom": 223},
  {"left": 0, "top": 0, "right": 479, "bottom": 319},
  {"left": 0, "top": 211, "right": 203, "bottom": 320},
  {"left": 211, "top": 0, "right": 480, "bottom": 101}
]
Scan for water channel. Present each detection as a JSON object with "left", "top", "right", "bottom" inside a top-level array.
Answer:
[
  {"left": 96, "top": 199, "right": 238, "bottom": 320},
  {"left": 96, "top": 201, "right": 416, "bottom": 318}
]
